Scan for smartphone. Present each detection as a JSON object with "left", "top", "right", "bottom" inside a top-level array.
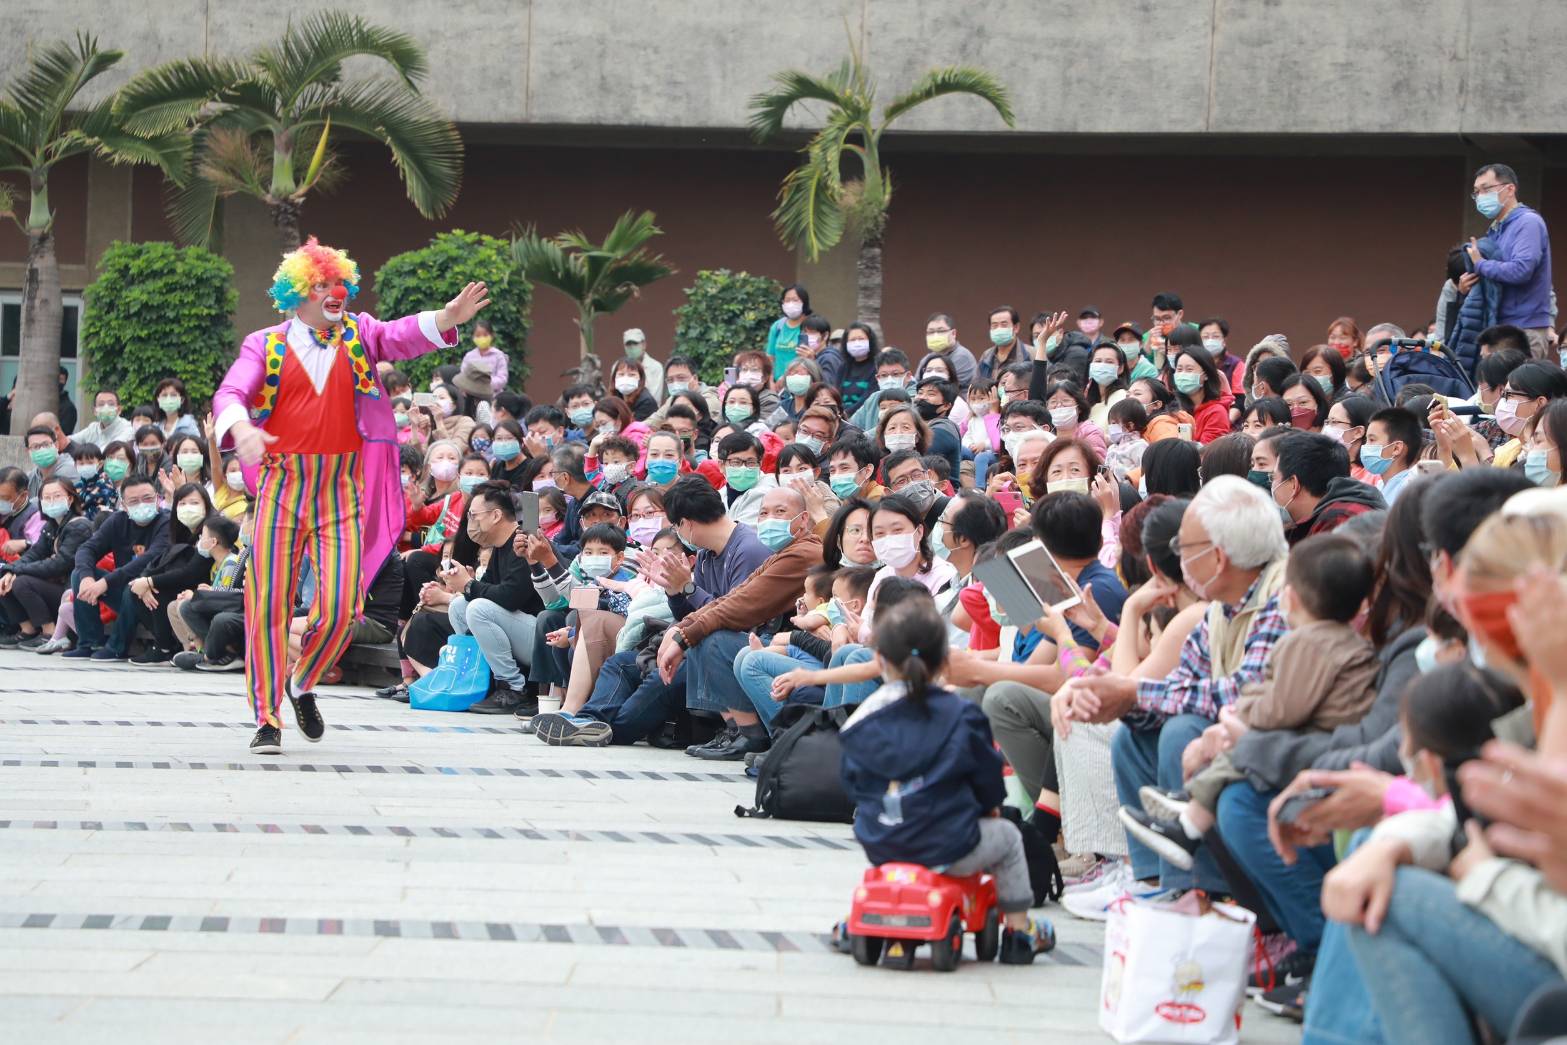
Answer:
[
  {"left": 1176, "top": 423, "right": 1194, "bottom": 441},
  {"left": 724, "top": 366, "right": 739, "bottom": 386},
  {"left": 517, "top": 490, "right": 540, "bottom": 532},
  {"left": 568, "top": 585, "right": 599, "bottom": 610},
  {"left": 995, "top": 488, "right": 1023, "bottom": 519},
  {"left": 1276, "top": 787, "right": 1336, "bottom": 825},
  {"left": 412, "top": 392, "right": 438, "bottom": 409}
]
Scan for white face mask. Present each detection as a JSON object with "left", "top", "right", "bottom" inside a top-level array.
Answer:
[
  {"left": 884, "top": 432, "right": 918, "bottom": 453},
  {"left": 1049, "top": 406, "right": 1078, "bottom": 429},
  {"left": 1002, "top": 430, "right": 1041, "bottom": 459},
  {"left": 846, "top": 339, "right": 871, "bottom": 360},
  {"left": 782, "top": 300, "right": 804, "bottom": 320},
  {"left": 878, "top": 375, "right": 904, "bottom": 391},
  {"left": 614, "top": 375, "right": 639, "bottom": 395},
  {"left": 872, "top": 531, "right": 919, "bottom": 569}
]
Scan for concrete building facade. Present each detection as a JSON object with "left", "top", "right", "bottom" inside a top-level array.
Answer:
[{"left": 3, "top": 0, "right": 1566, "bottom": 400}]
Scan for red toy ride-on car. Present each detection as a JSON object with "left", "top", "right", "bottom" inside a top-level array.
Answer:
[{"left": 846, "top": 863, "right": 1000, "bottom": 971}]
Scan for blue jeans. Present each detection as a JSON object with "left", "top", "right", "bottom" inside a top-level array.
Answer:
[
  {"left": 1347, "top": 865, "right": 1563, "bottom": 1045},
  {"left": 974, "top": 450, "right": 997, "bottom": 488},
  {"left": 734, "top": 646, "right": 823, "bottom": 731},
  {"left": 69, "top": 567, "right": 139, "bottom": 653},
  {"left": 1215, "top": 780, "right": 1336, "bottom": 952},
  {"left": 579, "top": 649, "right": 686, "bottom": 745},
  {"left": 1111, "top": 714, "right": 1226, "bottom": 891},
  {"left": 824, "top": 644, "right": 879, "bottom": 706},
  {"left": 684, "top": 629, "right": 753, "bottom": 714},
  {"left": 1303, "top": 831, "right": 1382, "bottom": 1045}
]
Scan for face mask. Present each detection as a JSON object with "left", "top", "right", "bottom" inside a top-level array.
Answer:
[
  {"left": 624, "top": 343, "right": 644, "bottom": 361},
  {"left": 176, "top": 503, "right": 206, "bottom": 528},
  {"left": 739, "top": 370, "right": 764, "bottom": 388},
  {"left": 614, "top": 375, "right": 640, "bottom": 395},
  {"left": 915, "top": 400, "right": 941, "bottom": 422},
  {"left": 785, "top": 374, "right": 812, "bottom": 395},
  {"left": 1172, "top": 372, "right": 1203, "bottom": 395},
  {"left": 1002, "top": 431, "right": 1039, "bottom": 459},
  {"left": 223, "top": 470, "right": 247, "bottom": 493},
  {"left": 40, "top": 499, "right": 69, "bottom": 520},
  {"left": 78, "top": 463, "right": 99, "bottom": 480},
  {"left": 884, "top": 432, "right": 918, "bottom": 453},
  {"left": 724, "top": 405, "right": 752, "bottom": 426},
  {"left": 878, "top": 376, "right": 905, "bottom": 391},
  {"left": 491, "top": 440, "right": 520, "bottom": 461},
  {"left": 1321, "top": 424, "right": 1347, "bottom": 444},
  {"left": 0, "top": 498, "right": 13, "bottom": 516},
  {"left": 452, "top": 474, "right": 483, "bottom": 496},
  {"left": 1359, "top": 443, "right": 1396, "bottom": 475},
  {"left": 928, "top": 519, "right": 952, "bottom": 560},
  {"left": 602, "top": 462, "right": 631, "bottom": 484},
  {"left": 925, "top": 333, "right": 952, "bottom": 353},
  {"left": 196, "top": 537, "right": 215, "bottom": 558},
  {"left": 872, "top": 531, "right": 919, "bottom": 569},
  {"left": 822, "top": 600, "right": 846, "bottom": 626},
  {"left": 567, "top": 407, "right": 594, "bottom": 428},
  {"left": 594, "top": 423, "right": 617, "bottom": 440},
  {"left": 158, "top": 396, "right": 181, "bottom": 414},
  {"left": 756, "top": 517, "right": 797, "bottom": 552},
  {"left": 1414, "top": 634, "right": 1441, "bottom": 674},
  {"left": 1289, "top": 408, "right": 1319, "bottom": 430},
  {"left": 645, "top": 459, "right": 680, "bottom": 485},
  {"left": 1468, "top": 633, "right": 1489, "bottom": 669},
  {"left": 394, "top": 412, "right": 411, "bottom": 428},
  {"left": 1119, "top": 341, "right": 1141, "bottom": 361},
  {"left": 1245, "top": 468, "right": 1272, "bottom": 491},
  {"left": 1313, "top": 374, "right": 1335, "bottom": 395},
  {"left": 95, "top": 407, "right": 117, "bottom": 425},
  {"left": 471, "top": 438, "right": 492, "bottom": 456},
  {"left": 176, "top": 453, "right": 204, "bottom": 474},
  {"left": 847, "top": 339, "right": 871, "bottom": 360},
  {"left": 1047, "top": 476, "right": 1090, "bottom": 495},
  {"left": 830, "top": 472, "right": 861, "bottom": 499},
  {"left": 1089, "top": 362, "right": 1119, "bottom": 386},
  {"left": 532, "top": 477, "right": 556, "bottom": 492},
  {"left": 1525, "top": 448, "right": 1558, "bottom": 486},
  {"left": 901, "top": 479, "right": 937, "bottom": 512},
  {"left": 628, "top": 515, "right": 665, "bottom": 546},
  {"left": 1270, "top": 475, "right": 1298, "bottom": 510},
  {"left": 1104, "top": 424, "right": 1127, "bottom": 447},
  {"left": 579, "top": 553, "right": 614, "bottom": 578},
  {"left": 465, "top": 518, "right": 486, "bottom": 542},
  {"left": 128, "top": 503, "right": 158, "bottom": 527},
  {"left": 1202, "top": 338, "right": 1225, "bottom": 357},
  {"left": 1494, "top": 396, "right": 1527, "bottom": 436},
  {"left": 1475, "top": 191, "right": 1503, "bottom": 219},
  {"left": 472, "top": 333, "right": 495, "bottom": 350},
  {"left": 400, "top": 473, "right": 414, "bottom": 490},
  {"left": 781, "top": 300, "right": 804, "bottom": 320},
  {"left": 725, "top": 464, "right": 760, "bottom": 491},
  {"left": 104, "top": 459, "right": 129, "bottom": 483},
  {"left": 29, "top": 446, "right": 58, "bottom": 469},
  {"left": 665, "top": 381, "right": 690, "bottom": 397},
  {"left": 795, "top": 434, "right": 823, "bottom": 455},
  {"left": 430, "top": 460, "right": 459, "bottom": 483},
  {"left": 989, "top": 327, "right": 1013, "bottom": 347},
  {"left": 435, "top": 398, "right": 455, "bottom": 417},
  {"left": 983, "top": 590, "right": 1013, "bottom": 627},
  {"left": 1049, "top": 406, "right": 1078, "bottom": 429},
  {"left": 803, "top": 335, "right": 823, "bottom": 351}
]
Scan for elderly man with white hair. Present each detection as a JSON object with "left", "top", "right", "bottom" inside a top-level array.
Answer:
[{"left": 1061, "top": 476, "right": 1290, "bottom": 904}]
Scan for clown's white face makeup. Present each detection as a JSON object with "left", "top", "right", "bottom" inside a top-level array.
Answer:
[{"left": 300, "top": 280, "right": 347, "bottom": 327}]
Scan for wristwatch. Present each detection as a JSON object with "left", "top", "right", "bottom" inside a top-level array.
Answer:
[
  {"left": 679, "top": 580, "right": 696, "bottom": 596},
  {"left": 671, "top": 629, "right": 690, "bottom": 650}
]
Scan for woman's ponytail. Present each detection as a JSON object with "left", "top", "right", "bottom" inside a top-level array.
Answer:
[{"left": 871, "top": 596, "right": 948, "bottom": 714}]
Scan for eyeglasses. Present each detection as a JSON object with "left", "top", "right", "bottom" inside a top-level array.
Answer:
[
  {"left": 1471, "top": 184, "right": 1507, "bottom": 199},
  {"left": 1168, "top": 535, "right": 1213, "bottom": 558}
]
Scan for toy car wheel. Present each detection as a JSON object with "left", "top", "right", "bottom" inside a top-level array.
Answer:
[
  {"left": 880, "top": 938, "right": 917, "bottom": 970},
  {"left": 850, "top": 933, "right": 883, "bottom": 967},
  {"left": 974, "top": 906, "right": 1001, "bottom": 962},
  {"left": 930, "top": 913, "right": 964, "bottom": 972}
]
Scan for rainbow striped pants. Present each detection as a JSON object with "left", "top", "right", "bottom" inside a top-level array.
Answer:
[{"left": 245, "top": 452, "right": 365, "bottom": 728}]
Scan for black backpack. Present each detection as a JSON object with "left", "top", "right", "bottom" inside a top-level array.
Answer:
[
  {"left": 734, "top": 704, "right": 856, "bottom": 823},
  {"left": 1000, "top": 806, "right": 1064, "bottom": 905}
]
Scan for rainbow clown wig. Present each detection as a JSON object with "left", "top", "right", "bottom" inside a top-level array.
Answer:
[{"left": 268, "top": 236, "right": 362, "bottom": 314}]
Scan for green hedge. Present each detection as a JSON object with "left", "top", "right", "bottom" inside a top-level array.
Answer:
[
  {"left": 80, "top": 241, "right": 238, "bottom": 410},
  {"left": 372, "top": 229, "right": 532, "bottom": 391},
  {"left": 671, "top": 268, "right": 781, "bottom": 384}
]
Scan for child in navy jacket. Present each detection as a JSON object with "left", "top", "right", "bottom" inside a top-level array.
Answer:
[{"left": 839, "top": 596, "right": 1056, "bottom": 964}]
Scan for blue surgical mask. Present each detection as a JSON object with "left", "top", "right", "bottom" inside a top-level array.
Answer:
[
  {"left": 0, "top": 498, "right": 14, "bottom": 516},
  {"left": 568, "top": 407, "right": 594, "bottom": 428},
  {"left": 459, "top": 474, "right": 484, "bottom": 495},
  {"left": 1359, "top": 443, "right": 1394, "bottom": 476},
  {"left": 795, "top": 434, "right": 823, "bottom": 455},
  {"left": 128, "top": 503, "right": 158, "bottom": 527},
  {"left": 491, "top": 440, "right": 521, "bottom": 461},
  {"left": 579, "top": 554, "right": 613, "bottom": 578},
  {"left": 1475, "top": 191, "right": 1503, "bottom": 219},
  {"left": 1172, "top": 372, "right": 1203, "bottom": 395},
  {"left": 645, "top": 459, "right": 679, "bottom": 485},
  {"left": 1314, "top": 374, "right": 1335, "bottom": 395},
  {"left": 666, "top": 381, "right": 690, "bottom": 396},
  {"left": 1088, "top": 362, "right": 1119, "bottom": 386},
  {"left": 823, "top": 601, "right": 845, "bottom": 626},
  {"left": 1524, "top": 448, "right": 1558, "bottom": 486},
  {"left": 756, "top": 518, "right": 796, "bottom": 552}
]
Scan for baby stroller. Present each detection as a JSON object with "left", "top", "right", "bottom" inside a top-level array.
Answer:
[{"left": 1372, "top": 338, "right": 1476, "bottom": 405}]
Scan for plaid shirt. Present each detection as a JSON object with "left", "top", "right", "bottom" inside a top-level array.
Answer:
[{"left": 1133, "top": 576, "right": 1288, "bottom": 721}]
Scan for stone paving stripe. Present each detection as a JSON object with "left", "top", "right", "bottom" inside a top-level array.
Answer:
[{"left": 0, "top": 756, "right": 740, "bottom": 783}]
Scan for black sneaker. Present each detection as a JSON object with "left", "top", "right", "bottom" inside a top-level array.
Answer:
[
  {"left": 172, "top": 651, "right": 203, "bottom": 671},
  {"left": 196, "top": 655, "right": 243, "bottom": 672},
  {"left": 685, "top": 723, "right": 738, "bottom": 757},
  {"left": 16, "top": 633, "right": 50, "bottom": 651},
  {"left": 1251, "top": 947, "right": 1315, "bottom": 997},
  {"left": 690, "top": 725, "right": 770, "bottom": 762},
  {"left": 0, "top": 632, "right": 24, "bottom": 649},
  {"left": 250, "top": 724, "right": 283, "bottom": 755},
  {"left": 1255, "top": 976, "right": 1309, "bottom": 1022},
  {"left": 999, "top": 918, "right": 1057, "bottom": 965},
  {"left": 469, "top": 684, "right": 526, "bottom": 715},
  {"left": 534, "top": 712, "right": 612, "bottom": 747},
  {"left": 1138, "top": 785, "right": 1191, "bottom": 821},
  {"left": 129, "top": 650, "right": 172, "bottom": 668},
  {"left": 512, "top": 696, "right": 541, "bottom": 732},
  {"left": 287, "top": 687, "right": 325, "bottom": 743},
  {"left": 1117, "top": 806, "right": 1202, "bottom": 871}
]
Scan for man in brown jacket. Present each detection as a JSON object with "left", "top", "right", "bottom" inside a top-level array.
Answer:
[{"left": 656, "top": 484, "right": 821, "bottom": 761}]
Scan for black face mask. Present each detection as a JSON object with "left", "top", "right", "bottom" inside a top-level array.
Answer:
[{"left": 915, "top": 400, "right": 941, "bottom": 422}]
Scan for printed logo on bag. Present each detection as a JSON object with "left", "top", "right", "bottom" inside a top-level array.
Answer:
[{"left": 1155, "top": 959, "right": 1208, "bottom": 1025}]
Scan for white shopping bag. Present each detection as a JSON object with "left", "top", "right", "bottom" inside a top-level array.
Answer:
[{"left": 1099, "top": 892, "right": 1257, "bottom": 1045}]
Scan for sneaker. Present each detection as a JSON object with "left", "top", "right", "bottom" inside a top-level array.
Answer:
[
  {"left": 16, "top": 633, "right": 50, "bottom": 651},
  {"left": 195, "top": 656, "right": 243, "bottom": 672},
  {"left": 172, "top": 651, "right": 202, "bottom": 671},
  {"left": 690, "top": 726, "right": 769, "bottom": 762},
  {"left": 1065, "top": 857, "right": 1128, "bottom": 896},
  {"left": 686, "top": 723, "right": 738, "bottom": 757},
  {"left": 1255, "top": 976, "right": 1309, "bottom": 1022},
  {"left": 129, "top": 650, "right": 172, "bottom": 668},
  {"left": 1250, "top": 942, "right": 1313, "bottom": 997},
  {"left": 999, "top": 917, "right": 1057, "bottom": 965},
  {"left": 287, "top": 687, "right": 325, "bottom": 743},
  {"left": 829, "top": 920, "right": 853, "bottom": 955},
  {"left": 509, "top": 695, "right": 541, "bottom": 733},
  {"left": 61, "top": 646, "right": 97, "bottom": 659},
  {"left": 533, "top": 712, "right": 612, "bottom": 747},
  {"left": 0, "top": 631, "right": 23, "bottom": 649},
  {"left": 249, "top": 724, "right": 283, "bottom": 755},
  {"left": 469, "top": 684, "right": 526, "bottom": 715},
  {"left": 34, "top": 637, "right": 71, "bottom": 655},
  {"left": 1118, "top": 806, "right": 1202, "bottom": 871},
  {"left": 1060, "top": 866, "right": 1162, "bottom": 922},
  {"left": 375, "top": 681, "right": 410, "bottom": 702},
  {"left": 1138, "top": 785, "right": 1190, "bottom": 821},
  {"left": 90, "top": 648, "right": 127, "bottom": 662},
  {"left": 1058, "top": 852, "right": 1103, "bottom": 886}
]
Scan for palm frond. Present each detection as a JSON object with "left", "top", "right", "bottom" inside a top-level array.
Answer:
[
  {"left": 324, "top": 78, "right": 461, "bottom": 218},
  {"left": 880, "top": 66, "right": 1014, "bottom": 129},
  {"left": 7, "top": 34, "right": 122, "bottom": 151},
  {"left": 772, "top": 155, "right": 846, "bottom": 261},
  {"left": 598, "top": 209, "right": 664, "bottom": 256},
  {"left": 0, "top": 180, "right": 15, "bottom": 220},
  {"left": 68, "top": 98, "right": 190, "bottom": 181},
  {"left": 197, "top": 126, "right": 271, "bottom": 198},
  {"left": 512, "top": 231, "right": 589, "bottom": 301},
  {"left": 165, "top": 177, "right": 222, "bottom": 247},
  {"left": 261, "top": 12, "right": 428, "bottom": 108},
  {"left": 593, "top": 255, "right": 676, "bottom": 312},
  {"left": 747, "top": 64, "right": 851, "bottom": 142},
  {"left": 0, "top": 101, "right": 33, "bottom": 167},
  {"left": 114, "top": 57, "right": 250, "bottom": 136}
]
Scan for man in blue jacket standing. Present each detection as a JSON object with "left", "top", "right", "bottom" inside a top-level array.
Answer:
[{"left": 1466, "top": 163, "right": 1555, "bottom": 359}]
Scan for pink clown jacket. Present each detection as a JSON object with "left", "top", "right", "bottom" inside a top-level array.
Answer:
[{"left": 213, "top": 311, "right": 457, "bottom": 593}]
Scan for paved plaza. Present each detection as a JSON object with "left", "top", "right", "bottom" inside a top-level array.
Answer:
[{"left": 0, "top": 651, "right": 1297, "bottom": 1043}]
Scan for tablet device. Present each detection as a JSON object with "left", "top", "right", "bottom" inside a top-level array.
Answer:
[{"left": 1007, "top": 539, "right": 1082, "bottom": 614}]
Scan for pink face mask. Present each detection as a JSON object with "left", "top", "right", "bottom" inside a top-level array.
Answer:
[
  {"left": 1494, "top": 396, "right": 1526, "bottom": 436},
  {"left": 430, "top": 460, "right": 458, "bottom": 483}
]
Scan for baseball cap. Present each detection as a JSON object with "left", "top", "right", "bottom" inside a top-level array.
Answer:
[
  {"left": 1112, "top": 321, "right": 1143, "bottom": 340},
  {"left": 1079, "top": 306, "right": 1102, "bottom": 318},
  {"left": 622, "top": 328, "right": 645, "bottom": 344},
  {"left": 582, "top": 490, "right": 622, "bottom": 514}
]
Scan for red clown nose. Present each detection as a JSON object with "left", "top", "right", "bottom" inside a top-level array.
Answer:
[{"left": 326, "top": 284, "right": 347, "bottom": 304}]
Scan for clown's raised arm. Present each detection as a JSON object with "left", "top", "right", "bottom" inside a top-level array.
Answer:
[{"left": 213, "top": 237, "right": 490, "bottom": 461}]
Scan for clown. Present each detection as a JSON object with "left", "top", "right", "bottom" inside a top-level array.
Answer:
[{"left": 214, "top": 237, "right": 489, "bottom": 754}]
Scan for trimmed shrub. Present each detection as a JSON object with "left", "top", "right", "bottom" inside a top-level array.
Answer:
[{"left": 671, "top": 268, "right": 781, "bottom": 384}]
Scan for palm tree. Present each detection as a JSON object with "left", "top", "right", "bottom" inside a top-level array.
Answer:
[
  {"left": 749, "top": 36, "right": 1014, "bottom": 334},
  {"left": 0, "top": 34, "right": 189, "bottom": 435},
  {"left": 511, "top": 210, "right": 675, "bottom": 361},
  {"left": 115, "top": 12, "right": 461, "bottom": 250}
]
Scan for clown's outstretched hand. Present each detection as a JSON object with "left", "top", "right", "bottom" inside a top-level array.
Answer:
[{"left": 437, "top": 282, "right": 492, "bottom": 332}]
